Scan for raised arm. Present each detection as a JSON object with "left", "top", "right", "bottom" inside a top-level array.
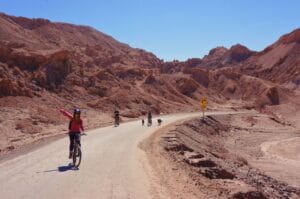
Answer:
[{"left": 59, "top": 109, "right": 73, "bottom": 120}]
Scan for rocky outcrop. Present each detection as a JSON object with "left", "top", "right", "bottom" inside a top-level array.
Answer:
[
  {"left": 175, "top": 77, "right": 199, "bottom": 97},
  {"left": 203, "top": 46, "right": 228, "bottom": 61},
  {"left": 183, "top": 68, "right": 210, "bottom": 88},
  {"left": 201, "top": 47, "right": 228, "bottom": 68},
  {"left": 4, "top": 14, "right": 51, "bottom": 30},
  {"left": 241, "top": 29, "right": 300, "bottom": 84},
  {"left": 200, "top": 44, "right": 254, "bottom": 67},
  {"left": 184, "top": 58, "right": 202, "bottom": 68},
  {"left": 0, "top": 78, "right": 33, "bottom": 97},
  {"left": 266, "top": 87, "right": 280, "bottom": 105},
  {"left": 44, "top": 50, "right": 72, "bottom": 89},
  {"left": 0, "top": 44, "right": 46, "bottom": 71},
  {"left": 256, "top": 87, "right": 280, "bottom": 109},
  {"left": 144, "top": 74, "right": 157, "bottom": 84},
  {"left": 224, "top": 44, "right": 254, "bottom": 63},
  {"left": 277, "top": 28, "right": 300, "bottom": 44}
]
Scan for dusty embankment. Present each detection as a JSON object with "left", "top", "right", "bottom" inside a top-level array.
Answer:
[
  {"left": 0, "top": 95, "right": 123, "bottom": 159},
  {"left": 144, "top": 113, "right": 300, "bottom": 199}
]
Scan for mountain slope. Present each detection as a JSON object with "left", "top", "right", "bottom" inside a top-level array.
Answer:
[{"left": 241, "top": 29, "right": 300, "bottom": 84}]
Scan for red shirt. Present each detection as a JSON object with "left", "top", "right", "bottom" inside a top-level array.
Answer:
[{"left": 60, "top": 109, "right": 84, "bottom": 133}]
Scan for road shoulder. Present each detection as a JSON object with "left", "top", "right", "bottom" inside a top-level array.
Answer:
[
  {"left": 140, "top": 119, "right": 208, "bottom": 199},
  {"left": 142, "top": 114, "right": 300, "bottom": 199}
]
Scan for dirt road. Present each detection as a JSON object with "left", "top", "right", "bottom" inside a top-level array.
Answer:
[{"left": 0, "top": 111, "right": 246, "bottom": 199}]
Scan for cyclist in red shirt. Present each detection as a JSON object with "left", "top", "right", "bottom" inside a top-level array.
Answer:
[{"left": 60, "top": 108, "right": 85, "bottom": 158}]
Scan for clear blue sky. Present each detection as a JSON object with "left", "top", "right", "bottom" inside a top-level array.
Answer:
[{"left": 1, "top": 0, "right": 300, "bottom": 61}]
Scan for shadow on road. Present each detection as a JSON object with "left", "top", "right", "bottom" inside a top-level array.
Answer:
[
  {"left": 37, "top": 164, "right": 79, "bottom": 173},
  {"left": 58, "top": 165, "right": 77, "bottom": 172}
]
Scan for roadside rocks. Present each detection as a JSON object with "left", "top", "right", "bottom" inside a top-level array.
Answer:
[
  {"left": 200, "top": 168, "right": 235, "bottom": 180},
  {"left": 188, "top": 158, "right": 217, "bottom": 168},
  {"left": 183, "top": 151, "right": 204, "bottom": 159},
  {"left": 162, "top": 129, "right": 235, "bottom": 182},
  {"left": 231, "top": 191, "right": 267, "bottom": 199},
  {"left": 182, "top": 149, "right": 236, "bottom": 180},
  {"left": 164, "top": 142, "right": 193, "bottom": 152},
  {"left": 6, "top": 145, "right": 15, "bottom": 151},
  {"left": 15, "top": 119, "right": 42, "bottom": 134},
  {"left": 183, "top": 151, "right": 216, "bottom": 167},
  {"left": 162, "top": 132, "right": 193, "bottom": 152}
]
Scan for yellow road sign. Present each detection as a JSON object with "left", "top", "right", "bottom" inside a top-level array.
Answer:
[{"left": 200, "top": 97, "right": 207, "bottom": 109}]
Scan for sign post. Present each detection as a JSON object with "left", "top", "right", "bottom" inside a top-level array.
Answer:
[{"left": 200, "top": 97, "right": 207, "bottom": 120}]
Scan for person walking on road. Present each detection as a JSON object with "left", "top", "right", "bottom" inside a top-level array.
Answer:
[
  {"left": 114, "top": 109, "right": 120, "bottom": 127},
  {"left": 147, "top": 111, "right": 152, "bottom": 127}
]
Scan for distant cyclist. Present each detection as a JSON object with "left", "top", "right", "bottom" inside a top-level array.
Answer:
[
  {"left": 147, "top": 111, "right": 152, "bottom": 126},
  {"left": 60, "top": 108, "right": 85, "bottom": 159},
  {"left": 157, "top": 118, "right": 162, "bottom": 126},
  {"left": 114, "top": 109, "right": 120, "bottom": 127}
]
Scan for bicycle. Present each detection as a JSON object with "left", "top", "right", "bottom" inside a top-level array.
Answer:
[{"left": 71, "top": 133, "right": 86, "bottom": 168}]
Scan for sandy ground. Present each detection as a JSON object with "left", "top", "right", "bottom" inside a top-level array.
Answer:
[
  {"left": 230, "top": 113, "right": 300, "bottom": 190},
  {"left": 144, "top": 111, "right": 300, "bottom": 198}
]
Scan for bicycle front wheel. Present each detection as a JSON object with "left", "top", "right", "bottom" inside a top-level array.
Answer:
[{"left": 72, "top": 145, "right": 82, "bottom": 168}]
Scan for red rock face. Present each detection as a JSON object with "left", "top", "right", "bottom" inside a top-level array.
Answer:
[
  {"left": 144, "top": 74, "right": 157, "bottom": 84},
  {"left": 2, "top": 14, "right": 51, "bottom": 30},
  {"left": 204, "top": 46, "right": 228, "bottom": 61},
  {"left": 201, "top": 47, "right": 228, "bottom": 68},
  {"left": 241, "top": 30, "right": 300, "bottom": 84},
  {"left": 184, "top": 58, "right": 203, "bottom": 68},
  {"left": 277, "top": 28, "right": 300, "bottom": 44},
  {"left": 183, "top": 68, "right": 210, "bottom": 88},
  {"left": 225, "top": 44, "right": 254, "bottom": 63},
  {"left": 197, "top": 44, "right": 254, "bottom": 68},
  {"left": 175, "top": 77, "right": 199, "bottom": 97},
  {"left": 0, "top": 78, "right": 33, "bottom": 97}
]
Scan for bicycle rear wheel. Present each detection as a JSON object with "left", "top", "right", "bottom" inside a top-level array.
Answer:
[{"left": 72, "top": 144, "right": 82, "bottom": 168}]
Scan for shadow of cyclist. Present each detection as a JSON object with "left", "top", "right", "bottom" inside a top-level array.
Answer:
[
  {"left": 38, "top": 164, "right": 78, "bottom": 173},
  {"left": 58, "top": 165, "right": 76, "bottom": 172}
]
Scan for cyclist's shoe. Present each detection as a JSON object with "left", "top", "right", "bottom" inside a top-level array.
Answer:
[{"left": 69, "top": 151, "right": 73, "bottom": 159}]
